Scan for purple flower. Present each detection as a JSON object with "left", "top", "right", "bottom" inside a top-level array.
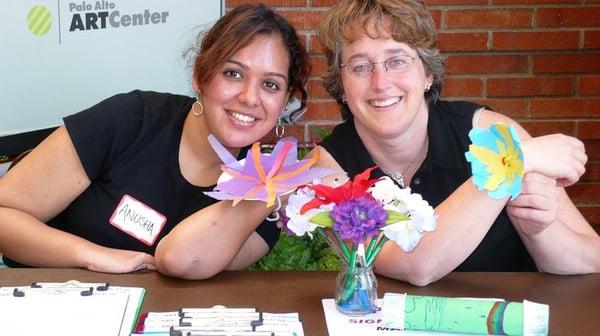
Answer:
[{"left": 331, "top": 195, "right": 388, "bottom": 244}]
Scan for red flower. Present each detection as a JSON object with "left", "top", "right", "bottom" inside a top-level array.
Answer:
[{"left": 300, "top": 166, "right": 380, "bottom": 214}]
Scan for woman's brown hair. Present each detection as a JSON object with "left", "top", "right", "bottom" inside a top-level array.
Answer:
[
  {"left": 191, "top": 4, "right": 309, "bottom": 117},
  {"left": 320, "top": 0, "right": 444, "bottom": 120}
]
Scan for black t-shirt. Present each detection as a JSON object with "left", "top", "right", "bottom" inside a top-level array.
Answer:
[
  {"left": 320, "top": 100, "right": 536, "bottom": 272},
  {"left": 3, "top": 91, "right": 279, "bottom": 267}
]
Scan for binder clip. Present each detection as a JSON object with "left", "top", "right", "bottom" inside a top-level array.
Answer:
[
  {"left": 13, "top": 288, "right": 25, "bottom": 297},
  {"left": 80, "top": 287, "right": 94, "bottom": 296},
  {"left": 96, "top": 283, "right": 110, "bottom": 291}
]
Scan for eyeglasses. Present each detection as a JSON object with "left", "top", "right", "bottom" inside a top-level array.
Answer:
[{"left": 340, "top": 55, "right": 418, "bottom": 78}]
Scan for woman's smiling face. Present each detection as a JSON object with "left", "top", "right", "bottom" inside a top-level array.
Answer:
[
  {"left": 198, "top": 34, "right": 290, "bottom": 149},
  {"left": 340, "top": 32, "right": 432, "bottom": 139}
]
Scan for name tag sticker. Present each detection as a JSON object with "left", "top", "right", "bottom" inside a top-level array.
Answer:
[{"left": 110, "top": 194, "right": 166, "bottom": 246}]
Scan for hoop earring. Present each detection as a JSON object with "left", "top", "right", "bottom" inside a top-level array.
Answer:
[
  {"left": 425, "top": 84, "right": 431, "bottom": 92},
  {"left": 275, "top": 117, "right": 285, "bottom": 138},
  {"left": 191, "top": 100, "right": 204, "bottom": 116}
]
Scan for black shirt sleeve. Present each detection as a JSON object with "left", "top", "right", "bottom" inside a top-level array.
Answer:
[{"left": 63, "top": 91, "right": 145, "bottom": 180}]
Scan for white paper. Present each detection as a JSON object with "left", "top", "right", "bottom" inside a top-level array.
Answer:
[
  {"left": 0, "top": 288, "right": 129, "bottom": 336},
  {"left": 322, "top": 298, "right": 476, "bottom": 336}
]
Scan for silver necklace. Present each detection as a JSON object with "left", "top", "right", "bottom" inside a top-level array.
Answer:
[
  {"left": 373, "top": 140, "right": 428, "bottom": 188},
  {"left": 377, "top": 163, "right": 412, "bottom": 188}
]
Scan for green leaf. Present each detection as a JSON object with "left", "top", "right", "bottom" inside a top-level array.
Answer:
[
  {"left": 312, "top": 127, "right": 331, "bottom": 139},
  {"left": 309, "top": 212, "right": 334, "bottom": 227},
  {"left": 385, "top": 210, "right": 410, "bottom": 224},
  {"left": 250, "top": 230, "right": 340, "bottom": 271}
]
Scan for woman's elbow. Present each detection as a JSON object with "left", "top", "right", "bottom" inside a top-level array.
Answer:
[
  {"left": 154, "top": 247, "right": 222, "bottom": 280},
  {"left": 375, "top": 258, "right": 442, "bottom": 287}
]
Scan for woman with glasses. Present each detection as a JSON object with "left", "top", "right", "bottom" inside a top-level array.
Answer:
[{"left": 314, "top": 0, "right": 599, "bottom": 285}]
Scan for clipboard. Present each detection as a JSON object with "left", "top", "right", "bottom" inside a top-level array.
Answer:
[{"left": 0, "top": 280, "right": 145, "bottom": 336}]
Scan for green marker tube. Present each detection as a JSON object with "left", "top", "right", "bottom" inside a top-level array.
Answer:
[{"left": 381, "top": 293, "right": 549, "bottom": 335}]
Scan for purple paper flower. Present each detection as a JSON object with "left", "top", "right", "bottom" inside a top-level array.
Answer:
[{"left": 331, "top": 195, "right": 387, "bottom": 244}]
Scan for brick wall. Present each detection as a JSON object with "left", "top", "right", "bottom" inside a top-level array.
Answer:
[{"left": 226, "top": 0, "right": 600, "bottom": 230}]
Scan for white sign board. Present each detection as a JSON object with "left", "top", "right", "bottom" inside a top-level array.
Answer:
[{"left": 0, "top": 0, "right": 222, "bottom": 135}]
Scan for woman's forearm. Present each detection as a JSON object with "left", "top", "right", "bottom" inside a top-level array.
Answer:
[{"left": 155, "top": 199, "right": 273, "bottom": 279}]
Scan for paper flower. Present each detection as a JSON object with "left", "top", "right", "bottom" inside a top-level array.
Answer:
[
  {"left": 370, "top": 177, "right": 436, "bottom": 252},
  {"left": 285, "top": 187, "right": 333, "bottom": 238},
  {"left": 465, "top": 122, "right": 524, "bottom": 199},
  {"left": 205, "top": 135, "right": 331, "bottom": 207},
  {"left": 284, "top": 167, "right": 436, "bottom": 267},
  {"left": 331, "top": 195, "right": 388, "bottom": 244}
]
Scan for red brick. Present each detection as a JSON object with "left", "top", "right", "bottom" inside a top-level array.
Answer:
[
  {"left": 309, "top": 56, "right": 328, "bottom": 77},
  {"left": 586, "top": 141, "right": 600, "bottom": 160},
  {"left": 445, "top": 9, "right": 532, "bottom": 29},
  {"left": 565, "top": 183, "right": 600, "bottom": 203},
  {"left": 297, "top": 32, "right": 309, "bottom": 52},
  {"left": 304, "top": 101, "right": 343, "bottom": 120},
  {"left": 442, "top": 77, "right": 484, "bottom": 97},
  {"left": 517, "top": 120, "right": 575, "bottom": 137},
  {"left": 533, "top": 54, "right": 600, "bottom": 74},
  {"left": 538, "top": 7, "right": 600, "bottom": 27},
  {"left": 579, "top": 121, "right": 600, "bottom": 140},
  {"left": 279, "top": 10, "right": 323, "bottom": 30},
  {"left": 307, "top": 79, "right": 330, "bottom": 99},
  {"left": 311, "top": 0, "right": 337, "bottom": 6},
  {"left": 487, "top": 77, "right": 574, "bottom": 97},
  {"left": 309, "top": 35, "right": 325, "bottom": 54},
  {"left": 493, "top": 0, "right": 580, "bottom": 3},
  {"left": 578, "top": 206, "right": 600, "bottom": 227},
  {"left": 531, "top": 98, "right": 600, "bottom": 118},
  {"left": 446, "top": 55, "right": 528, "bottom": 74},
  {"left": 579, "top": 76, "right": 600, "bottom": 95},
  {"left": 472, "top": 99, "right": 529, "bottom": 118},
  {"left": 582, "top": 162, "right": 600, "bottom": 183},
  {"left": 227, "top": 0, "right": 306, "bottom": 6},
  {"left": 492, "top": 31, "right": 579, "bottom": 51},
  {"left": 438, "top": 32, "right": 488, "bottom": 52},
  {"left": 584, "top": 30, "right": 600, "bottom": 49},
  {"left": 430, "top": 10, "right": 442, "bottom": 29},
  {"left": 425, "top": 0, "right": 488, "bottom": 5}
]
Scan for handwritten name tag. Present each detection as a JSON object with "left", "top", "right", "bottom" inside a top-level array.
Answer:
[{"left": 109, "top": 194, "right": 166, "bottom": 246}]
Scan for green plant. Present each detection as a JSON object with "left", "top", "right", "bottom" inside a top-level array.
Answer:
[{"left": 250, "top": 228, "right": 340, "bottom": 271}]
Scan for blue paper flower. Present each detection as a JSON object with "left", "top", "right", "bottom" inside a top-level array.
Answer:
[{"left": 465, "top": 123, "right": 524, "bottom": 199}]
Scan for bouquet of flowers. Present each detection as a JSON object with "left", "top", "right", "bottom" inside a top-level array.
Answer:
[{"left": 284, "top": 167, "right": 436, "bottom": 315}]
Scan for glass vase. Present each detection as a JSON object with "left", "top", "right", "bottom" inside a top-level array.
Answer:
[{"left": 334, "top": 263, "right": 378, "bottom": 315}]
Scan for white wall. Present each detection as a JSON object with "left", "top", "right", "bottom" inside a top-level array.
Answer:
[{"left": 0, "top": 0, "right": 222, "bottom": 135}]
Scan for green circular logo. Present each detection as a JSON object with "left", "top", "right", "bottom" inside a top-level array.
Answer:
[{"left": 28, "top": 6, "right": 52, "bottom": 36}]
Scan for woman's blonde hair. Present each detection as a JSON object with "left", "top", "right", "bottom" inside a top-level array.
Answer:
[{"left": 320, "top": 0, "right": 444, "bottom": 120}]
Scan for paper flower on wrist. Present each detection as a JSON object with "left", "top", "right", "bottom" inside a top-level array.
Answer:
[
  {"left": 204, "top": 134, "right": 331, "bottom": 207},
  {"left": 284, "top": 166, "right": 436, "bottom": 267},
  {"left": 465, "top": 122, "right": 524, "bottom": 199}
]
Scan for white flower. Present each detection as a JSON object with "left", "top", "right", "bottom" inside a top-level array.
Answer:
[
  {"left": 404, "top": 192, "right": 436, "bottom": 232},
  {"left": 370, "top": 176, "right": 437, "bottom": 251},
  {"left": 381, "top": 220, "right": 423, "bottom": 252},
  {"left": 284, "top": 187, "right": 333, "bottom": 238},
  {"left": 369, "top": 176, "right": 404, "bottom": 204}
]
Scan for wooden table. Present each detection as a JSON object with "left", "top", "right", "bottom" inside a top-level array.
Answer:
[{"left": 1, "top": 269, "right": 598, "bottom": 335}]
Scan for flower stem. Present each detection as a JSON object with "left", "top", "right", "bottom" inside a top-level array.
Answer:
[
  {"left": 365, "top": 235, "right": 379, "bottom": 263},
  {"left": 332, "top": 231, "right": 352, "bottom": 263},
  {"left": 366, "top": 235, "right": 389, "bottom": 267}
]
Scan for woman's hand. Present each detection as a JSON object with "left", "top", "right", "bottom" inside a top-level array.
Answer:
[
  {"left": 507, "top": 172, "right": 559, "bottom": 236},
  {"left": 522, "top": 134, "right": 587, "bottom": 186},
  {"left": 81, "top": 246, "right": 155, "bottom": 273}
]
